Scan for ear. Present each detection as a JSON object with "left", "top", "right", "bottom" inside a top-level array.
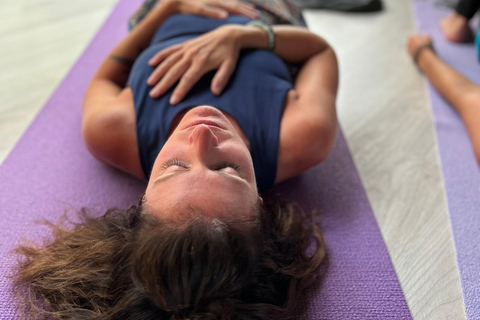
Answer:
[{"left": 258, "top": 197, "right": 264, "bottom": 205}]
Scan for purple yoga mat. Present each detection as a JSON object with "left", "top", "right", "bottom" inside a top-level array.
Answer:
[
  {"left": 410, "top": 1, "right": 480, "bottom": 319},
  {"left": 0, "top": 0, "right": 411, "bottom": 318}
]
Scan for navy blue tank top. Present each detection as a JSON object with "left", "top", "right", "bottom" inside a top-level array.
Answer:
[{"left": 127, "top": 14, "right": 293, "bottom": 189}]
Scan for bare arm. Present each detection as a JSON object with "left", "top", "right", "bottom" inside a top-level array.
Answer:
[
  {"left": 238, "top": 25, "right": 331, "bottom": 64},
  {"left": 83, "top": 1, "right": 178, "bottom": 118},
  {"left": 275, "top": 44, "right": 338, "bottom": 183},
  {"left": 81, "top": 1, "right": 179, "bottom": 179},
  {"left": 409, "top": 35, "right": 480, "bottom": 163},
  {"left": 239, "top": 26, "right": 338, "bottom": 182}
]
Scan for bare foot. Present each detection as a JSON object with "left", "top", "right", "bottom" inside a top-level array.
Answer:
[{"left": 440, "top": 13, "right": 473, "bottom": 43}]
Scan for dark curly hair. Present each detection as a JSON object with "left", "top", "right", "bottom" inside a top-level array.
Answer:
[{"left": 13, "top": 199, "right": 325, "bottom": 319}]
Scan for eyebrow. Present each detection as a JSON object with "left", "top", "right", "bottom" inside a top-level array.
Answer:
[{"left": 153, "top": 170, "right": 246, "bottom": 186}]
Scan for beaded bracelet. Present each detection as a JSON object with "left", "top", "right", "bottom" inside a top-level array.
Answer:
[{"left": 246, "top": 20, "right": 276, "bottom": 52}]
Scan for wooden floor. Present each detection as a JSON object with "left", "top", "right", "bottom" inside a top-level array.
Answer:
[{"left": 0, "top": 0, "right": 466, "bottom": 319}]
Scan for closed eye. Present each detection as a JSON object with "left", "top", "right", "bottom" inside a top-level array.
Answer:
[
  {"left": 162, "top": 159, "right": 240, "bottom": 173},
  {"left": 217, "top": 162, "right": 241, "bottom": 173},
  {"left": 162, "top": 158, "right": 189, "bottom": 170},
  {"left": 154, "top": 160, "right": 246, "bottom": 185}
]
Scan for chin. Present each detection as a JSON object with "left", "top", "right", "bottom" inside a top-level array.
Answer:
[{"left": 189, "top": 105, "right": 225, "bottom": 118}]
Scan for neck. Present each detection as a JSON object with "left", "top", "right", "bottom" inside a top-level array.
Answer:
[{"left": 168, "top": 109, "right": 251, "bottom": 150}]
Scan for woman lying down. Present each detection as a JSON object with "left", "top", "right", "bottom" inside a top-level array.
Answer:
[{"left": 13, "top": 0, "right": 338, "bottom": 318}]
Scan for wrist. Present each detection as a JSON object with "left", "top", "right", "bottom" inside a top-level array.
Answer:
[{"left": 235, "top": 25, "right": 270, "bottom": 50}]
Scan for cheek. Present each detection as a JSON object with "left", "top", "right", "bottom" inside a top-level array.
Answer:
[
  {"left": 223, "top": 142, "right": 251, "bottom": 162},
  {"left": 222, "top": 143, "right": 256, "bottom": 179}
]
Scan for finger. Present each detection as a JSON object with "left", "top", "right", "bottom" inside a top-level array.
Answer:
[
  {"left": 237, "top": 0, "right": 256, "bottom": 9},
  {"left": 225, "top": 0, "right": 256, "bottom": 8},
  {"left": 148, "top": 45, "right": 182, "bottom": 66},
  {"left": 150, "top": 59, "right": 191, "bottom": 99},
  {"left": 211, "top": 59, "right": 236, "bottom": 95},
  {"left": 196, "top": 5, "right": 228, "bottom": 19},
  {"left": 213, "top": 0, "right": 260, "bottom": 19},
  {"left": 147, "top": 52, "right": 183, "bottom": 86},
  {"left": 236, "top": 3, "right": 261, "bottom": 19},
  {"left": 170, "top": 65, "right": 207, "bottom": 105}
]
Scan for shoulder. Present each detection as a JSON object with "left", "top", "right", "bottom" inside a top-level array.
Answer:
[{"left": 82, "top": 88, "right": 145, "bottom": 179}]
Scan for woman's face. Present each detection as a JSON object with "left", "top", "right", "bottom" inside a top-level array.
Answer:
[{"left": 145, "top": 106, "right": 260, "bottom": 219}]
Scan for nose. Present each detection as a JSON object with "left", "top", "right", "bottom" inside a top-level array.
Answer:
[{"left": 188, "top": 125, "right": 219, "bottom": 159}]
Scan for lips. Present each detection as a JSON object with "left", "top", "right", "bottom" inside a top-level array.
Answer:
[{"left": 185, "top": 120, "right": 224, "bottom": 130}]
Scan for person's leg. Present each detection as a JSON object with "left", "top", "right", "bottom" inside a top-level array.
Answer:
[
  {"left": 440, "top": 0, "right": 480, "bottom": 42},
  {"left": 408, "top": 34, "right": 480, "bottom": 163}
]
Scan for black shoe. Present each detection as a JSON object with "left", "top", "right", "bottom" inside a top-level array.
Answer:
[{"left": 297, "top": 0, "right": 383, "bottom": 12}]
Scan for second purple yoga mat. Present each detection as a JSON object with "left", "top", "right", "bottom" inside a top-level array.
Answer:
[
  {"left": 411, "top": 1, "right": 480, "bottom": 319},
  {"left": 0, "top": 0, "right": 411, "bottom": 318}
]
